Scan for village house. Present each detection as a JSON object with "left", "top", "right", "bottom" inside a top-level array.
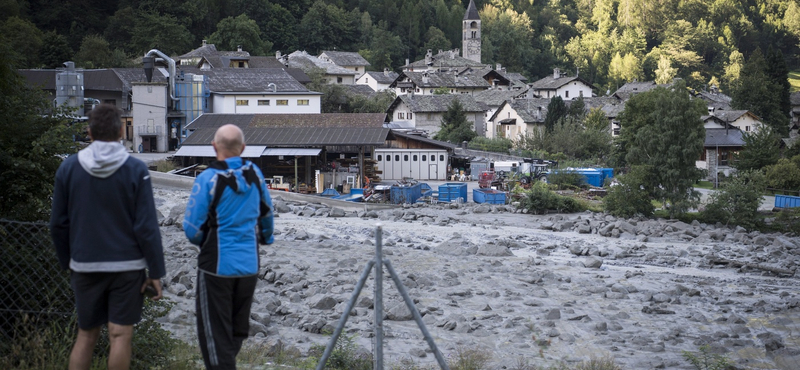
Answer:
[
  {"left": 356, "top": 69, "right": 399, "bottom": 92},
  {"left": 486, "top": 98, "right": 550, "bottom": 140},
  {"left": 287, "top": 50, "right": 358, "bottom": 85},
  {"left": 386, "top": 94, "right": 487, "bottom": 136},
  {"left": 526, "top": 68, "right": 594, "bottom": 100},
  {"left": 390, "top": 70, "right": 490, "bottom": 96},
  {"left": 318, "top": 50, "right": 370, "bottom": 79}
]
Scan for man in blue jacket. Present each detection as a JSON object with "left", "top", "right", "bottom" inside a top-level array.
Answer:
[
  {"left": 50, "top": 104, "right": 165, "bottom": 370},
  {"left": 183, "top": 124, "right": 274, "bottom": 370}
]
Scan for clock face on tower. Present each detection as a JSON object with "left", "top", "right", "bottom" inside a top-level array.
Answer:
[{"left": 466, "top": 39, "right": 480, "bottom": 55}]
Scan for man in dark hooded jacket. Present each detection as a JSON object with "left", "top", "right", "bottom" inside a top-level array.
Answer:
[{"left": 50, "top": 104, "right": 165, "bottom": 370}]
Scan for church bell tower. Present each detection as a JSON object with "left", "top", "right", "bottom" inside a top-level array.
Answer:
[{"left": 462, "top": 0, "right": 481, "bottom": 63}]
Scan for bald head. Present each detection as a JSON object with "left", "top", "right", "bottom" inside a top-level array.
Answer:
[{"left": 212, "top": 124, "right": 245, "bottom": 160}]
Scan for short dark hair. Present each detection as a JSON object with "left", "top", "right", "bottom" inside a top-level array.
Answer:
[{"left": 88, "top": 104, "right": 123, "bottom": 141}]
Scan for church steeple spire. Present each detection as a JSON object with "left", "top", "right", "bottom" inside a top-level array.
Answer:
[
  {"left": 462, "top": 0, "right": 481, "bottom": 63},
  {"left": 464, "top": 0, "right": 480, "bottom": 20}
]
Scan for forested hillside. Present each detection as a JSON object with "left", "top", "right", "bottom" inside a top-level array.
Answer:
[{"left": 2, "top": 0, "right": 799, "bottom": 93}]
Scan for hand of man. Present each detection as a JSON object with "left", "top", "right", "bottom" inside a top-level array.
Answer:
[{"left": 141, "top": 278, "right": 163, "bottom": 301}]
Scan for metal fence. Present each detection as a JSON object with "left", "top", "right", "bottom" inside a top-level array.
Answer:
[{"left": 0, "top": 219, "right": 74, "bottom": 340}]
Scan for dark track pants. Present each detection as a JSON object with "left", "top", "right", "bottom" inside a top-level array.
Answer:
[{"left": 196, "top": 270, "right": 258, "bottom": 370}]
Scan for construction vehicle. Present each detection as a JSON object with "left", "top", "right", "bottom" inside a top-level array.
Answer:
[{"left": 516, "top": 159, "right": 558, "bottom": 185}]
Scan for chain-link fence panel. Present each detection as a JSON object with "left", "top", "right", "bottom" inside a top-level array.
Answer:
[{"left": 0, "top": 219, "right": 73, "bottom": 340}]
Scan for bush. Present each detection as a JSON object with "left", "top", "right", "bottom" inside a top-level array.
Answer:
[
  {"left": 152, "top": 158, "right": 179, "bottom": 173},
  {"left": 764, "top": 156, "right": 800, "bottom": 191},
  {"left": 682, "top": 345, "right": 732, "bottom": 370},
  {"left": 548, "top": 170, "right": 586, "bottom": 190},
  {"left": 468, "top": 136, "right": 513, "bottom": 153},
  {"left": 448, "top": 346, "right": 491, "bottom": 370},
  {"left": 773, "top": 208, "right": 800, "bottom": 235},
  {"left": 602, "top": 168, "right": 655, "bottom": 218},
  {"left": 701, "top": 170, "right": 765, "bottom": 229},
  {"left": 306, "top": 334, "right": 372, "bottom": 370},
  {"left": 521, "top": 182, "right": 585, "bottom": 214}
]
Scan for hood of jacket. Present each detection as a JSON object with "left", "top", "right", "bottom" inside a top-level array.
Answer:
[{"left": 78, "top": 141, "right": 130, "bottom": 178}]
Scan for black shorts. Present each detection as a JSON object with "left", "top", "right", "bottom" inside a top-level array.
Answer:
[{"left": 70, "top": 270, "right": 146, "bottom": 329}]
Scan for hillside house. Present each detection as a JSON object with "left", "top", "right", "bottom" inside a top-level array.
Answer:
[
  {"left": 386, "top": 94, "right": 487, "bottom": 136},
  {"left": 390, "top": 70, "right": 490, "bottom": 96},
  {"left": 487, "top": 98, "right": 550, "bottom": 140},
  {"left": 356, "top": 69, "right": 399, "bottom": 92},
  {"left": 319, "top": 51, "right": 370, "bottom": 79},
  {"left": 528, "top": 68, "right": 594, "bottom": 100},
  {"left": 400, "top": 49, "right": 488, "bottom": 73},
  {"left": 287, "top": 51, "right": 358, "bottom": 85}
]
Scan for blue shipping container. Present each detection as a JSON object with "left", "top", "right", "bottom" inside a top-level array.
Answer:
[
  {"left": 775, "top": 194, "right": 800, "bottom": 208},
  {"left": 438, "top": 182, "right": 468, "bottom": 202},
  {"left": 473, "top": 189, "right": 506, "bottom": 204},
  {"left": 391, "top": 184, "right": 423, "bottom": 204}
]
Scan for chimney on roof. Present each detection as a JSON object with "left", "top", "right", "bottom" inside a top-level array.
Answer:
[
  {"left": 276, "top": 50, "right": 281, "bottom": 59},
  {"left": 202, "top": 39, "right": 207, "bottom": 47},
  {"left": 438, "top": 49, "right": 443, "bottom": 55},
  {"left": 496, "top": 63, "right": 502, "bottom": 71},
  {"left": 422, "top": 72, "right": 429, "bottom": 84},
  {"left": 553, "top": 68, "right": 560, "bottom": 79},
  {"left": 450, "top": 50, "right": 456, "bottom": 59},
  {"left": 425, "top": 49, "right": 432, "bottom": 64},
  {"left": 237, "top": 45, "right": 242, "bottom": 52},
  {"left": 405, "top": 58, "right": 409, "bottom": 66},
  {"left": 384, "top": 67, "right": 390, "bottom": 76}
]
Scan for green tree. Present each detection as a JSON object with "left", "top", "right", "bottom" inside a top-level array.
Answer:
[
  {"left": 730, "top": 49, "right": 788, "bottom": 136},
  {"left": 434, "top": 99, "right": 476, "bottom": 144},
  {"left": 0, "top": 44, "right": 83, "bottom": 221},
  {"left": 262, "top": 2, "right": 299, "bottom": 52},
  {"left": 299, "top": 0, "right": 359, "bottom": 54},
  {"left": 131, "top": 12, "right": 194, "bottom": 56},
  {"left": 764, "top": 156, "right": 800, "bottom": 191},
  {"left": 585, "top": 108, "right": 610, "bottom": 132},
  {"left": 207, "top": 14, "right": 272, "bottom": 56},
  {"left": 702, "top": 170, "right": 765, "bottom": 229},
  {"left": 567, "top": 96, "right": 586, "bottom": 118},
  {"left": 39, "top": 31, "right": 73, "bottom": 69},
  {"left": 616, "top": 80, "right": 706, "bottom": 217},
  {"left": 654, "top": 55, "right": 677, "bottom": 84},
  {"left": 0, "top": 16, "right": 43, "bottom": 68},
  {"left": 74, "top": 34, "right": 114, "bottom": 69},
  {"left": 765, "top": 47, "right": 790, "bottom": 122},
  {"left": 603, "top": 166, "right": 656, "bottom": 218},
  {"left": 544, "top": 96, "right": 567, "bottom": 132},
  {"left": 732, "top": 127, "right": 780, "bottom": 172},
  {"left": 421, "top": 26, "right": 451, "bottom": 57}
]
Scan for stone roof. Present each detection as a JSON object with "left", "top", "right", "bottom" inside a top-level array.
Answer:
[
  {"left": 695, "top": 90, "right": 732, "bottom": 111},
  {"left": 392, "top": 71, "right": 490, "bottom": 89},
  {"left": 393, "top": 94, "right": 487, "bottom": 113},
  {"left": 472, "top": 89, "right": 525, "bottom": 107},
  {"left": 710, "top": 110, "right": 759, "bottom": 123},
  {"left": 178, "top": 43, "right": 249, "bottom": 59},
  {"left": 319, "top": 51, "right": 370, "bottom": 67},
  {"left": 792, "top": 91, "right": 800, "bottom": 106},
  {"left": 612, "top": 81, "right": 661, "bottom": 100},
  {"left": 508, "top": 99, "right": 551, "bottom": 123},
  {"left": 402, "top": 50, "right": 486, "bottom": 70},
  {"left": 287, "top": 51, "right": 357, "bottom": 76},
  {"left": 464, "top": 0, "right": 480, "bottom": 20},
  {"left": 183, "top": 113, "right": 389, "bottom": 146},
  {"left": 705, "top": 128, "right": 745, "bottom": 147},
  {"left": 362, "top": 70, "right": 400, "bottom": 84},
  {"left": 581, "top": 96, "right": 625, "bottom": 118},
  {"left": 178, "top": 67, "right": 310, "bottom": 93},
  {"left": 530, "top": 73, "right": 594, "bottom": 91},
  {"left": 345, "top": 84, "right": 378, "bottom": 97}
]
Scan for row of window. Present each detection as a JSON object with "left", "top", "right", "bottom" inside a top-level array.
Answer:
[
  {"left": 397, "top": 112, "right": 413, "bottom": 120},
  {"left": 377, "top": 154, "right": 445, "bottom": 162},
  {"left": 236, "top": 99, "right": 309, "bottom": 106}
]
